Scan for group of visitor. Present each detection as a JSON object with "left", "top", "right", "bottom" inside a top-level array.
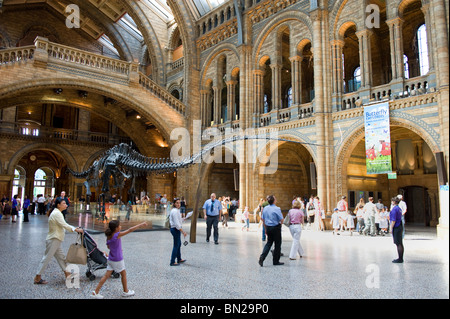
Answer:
[{"left": 6, "top": 188, "right": 406, "bottom": 298}]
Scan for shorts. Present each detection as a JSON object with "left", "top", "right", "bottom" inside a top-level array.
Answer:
[
  {"left": 11, "top": 208, "right": 18, "bottom": 216},
  {"left": 106, "top": 259, "right": 126, "bottom": 273},
  {"left": 392, "top": 225, "right": 403, "bottom": 245}
]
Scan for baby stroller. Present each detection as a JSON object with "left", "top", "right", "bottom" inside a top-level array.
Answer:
[{"left": 82, "top": 230, "right": 120, "bottom": 281}]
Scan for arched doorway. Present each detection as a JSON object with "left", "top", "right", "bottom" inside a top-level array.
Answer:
[
  {"left": 343, "top": 126, "right": 439, "bottom": 227},
  {"left": 33, "top": 167, "right": 55, "bottom": 199},
  {"left": 256, "top": 141, "right": 315, "bottom": 212}
]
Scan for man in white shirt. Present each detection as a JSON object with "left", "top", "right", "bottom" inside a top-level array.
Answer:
[
  {"left": 397, "top": 194, "right": 407, "bottom": 238},
  {"left": 363, "top": 197, "right": 377, "bottom": 236}
]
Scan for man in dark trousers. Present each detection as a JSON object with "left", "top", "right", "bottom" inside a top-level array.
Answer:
[
  {"left": 57, "top": 191, "right": 70, "bottom": 220},
  {"left": 202, "top": 193, "right": 222, "bottom": 244},
  {"left": 259, "top": 195, "right": 284, "bottom": 267}
]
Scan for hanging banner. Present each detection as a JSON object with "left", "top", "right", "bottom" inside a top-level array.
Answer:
[{"left": 364, "top": 102, "right": 392, "bottom": 174}]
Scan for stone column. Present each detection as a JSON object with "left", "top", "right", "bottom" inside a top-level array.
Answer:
[
  {"left": 289, "top": 55, "right": 302, "bottom": 106},
  {"left": 331, "top": 40, "right": 345, "bottom": 95},
  {"left": 386, "top": 17, "right": 404, "bottom": 80},
  {"left": 212, "top": 86, "right": 220, "bottom": 125},
  {"left": 356, "top": 29, "right": 373, "bottom": 88},
  {"left": 431, "top": 0, "right": 449, "bottom": 240},
  {"left": 270, "top": 63, "right": 282, "bottom": 110},
  {"left": 310, "top": 9, "right": 328, "bottom": 211},
  {"left": 253, "top": 70, "right": 264, "bottom": 115},
  {"left": 200, "top": 89, "right": 209, "bottom": 127},
  {"left": 226, "top": 80, "right": 237, "bottom": 122}
]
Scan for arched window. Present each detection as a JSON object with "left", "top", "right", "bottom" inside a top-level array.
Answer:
[
  {"left": 417, "top": 24, "right": 429, "bottom": 76},
  {"left": 348, "top": 67, "right": 361, "bottom": 92},
  {"left": 403, "top": 55, "right": 410, "bottom": 79},
  {"left": 354, "top": 67, "right": 361, "bottom": 88}
]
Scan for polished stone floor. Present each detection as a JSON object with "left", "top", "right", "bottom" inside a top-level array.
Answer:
[{"left": 0, "top": 213, "right": 448, "bottom": 299}]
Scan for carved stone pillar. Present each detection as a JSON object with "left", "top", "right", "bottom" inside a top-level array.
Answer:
[
  {"left": 356, "top": 29, "right": 373, "bottom": 87},
  {"left": 289, "top": 55, "right": 302, "bottom": 106},
  {"left": 386, "top": 17, "right": 405, "bottom": 80},
  {"left": 200, "top": 89, "right": 209, "bottom": 127},
  {"left": 253, "top": 70, "right": 265, "bottom": 115},
  {"left": 270, "top": 63, "right": 282, "bottom": 110},
  {"left": 226, "top": 80, "right": 237, "bottom": 122}
]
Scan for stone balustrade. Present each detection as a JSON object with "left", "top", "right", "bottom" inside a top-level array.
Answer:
[
  {"left": 0, "top": 37, "right": 188, "bottom": 117},
  {"left": 138, "top": 72, "right": 186, "bottom": 115},
  {"left": 0, "top": 46, "right": 35, "bottom": 65}
]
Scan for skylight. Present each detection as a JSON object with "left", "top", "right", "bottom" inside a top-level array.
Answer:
[{"left": 187, "top": 0, "right": 229, "bottom": 19}]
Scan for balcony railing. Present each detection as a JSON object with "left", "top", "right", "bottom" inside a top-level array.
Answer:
[
  {"left": 0, "top": 46, "right": 35, "bottom": 65},
  {"left": 0, "top": 37, "right": 188, "bottom": 116},
  {"left": 0, "top": 120, "right": 131, "bottom": 145}
]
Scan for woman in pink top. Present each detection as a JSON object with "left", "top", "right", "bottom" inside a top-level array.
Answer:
[
  {"left": 288, "top": 200, "right": 305, "bottom": 260},
  {"left": 241, "top": 206, "right": 250, "bottom": 231}
]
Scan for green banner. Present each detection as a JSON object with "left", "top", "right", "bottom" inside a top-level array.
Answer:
[{"left": 364, "top": 102, "right": 392, "bottom": 175}]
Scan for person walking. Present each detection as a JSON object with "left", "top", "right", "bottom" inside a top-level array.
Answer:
[
  {"left": 34, "top": 197, "right": 84, "bottom": 285},
  {"left": 57, "top": 191, "right": 70, "bottom": 220},
  {"left": 258, "top": 195, "right": 284, "bottom": 267},
  {"left": 180, "top": 196, "right": 186, "bottom": 218},
  {"left": 202, "top": 193, "right": 222, "bottom": 244},
  {"left": 11, "top": 194, "right": 21, "bottom": 223},
  {"left": 288, "top": 200, "right": 305, "bottom": 260},
  {"left": 313, "top": 196, "right": 325, "bottom": 231},
  {"left": 305, "top": 196, "right": 315, "bottom": 230},
  {"left": 241, "top": 206, "right": 250, "bottom": 231},
  {"left": 22, "top": 195, "right": 30, "bottom": 222},
  {"left": 390, "top": 197, "right": 404, "bottom": 263},
  {"left": 363, "top": 197, "right": 377, "bottom": 236},
  {"left": 258, "top": 198, "right": 268, "bottom": 241},
  {"left": 337, "top": 196, "right": 348, "bottom": 231},
  {"left": 91, "top": 220, "right": 147, "bottom": 298},
  {"left": 169, "top": 198, "right": 187, "bottom": 266}
]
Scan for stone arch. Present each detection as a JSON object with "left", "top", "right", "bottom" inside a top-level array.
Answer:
[
  {"left": 7, "top": 143, "right": 78, "bottom": 176},
  {"left": 253, "top": 11, "right": 313, "bottom": 69},
  {"left": 0, "top": 77, "right": 184, "bottom": 150},
  {"left": 334, "top": 116, "right": 441, "bottom": 197},
  {"left": 397, "top": 0, "right": 422, "bottom": 18},
  {"left": 252, "top": 134, "right": 317, "bottom": 175},
  {"left": 337, "top": 20, "right": 359, "bottom": 40},
  {"left": 296, "top": 38, "right": 313, "bottom": 56},
  {"left": 200, "top": 44, "right": 240, "bottom": 87}
]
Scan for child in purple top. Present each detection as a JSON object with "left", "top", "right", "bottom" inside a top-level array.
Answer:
[{"left": 91, "top": 220, "right": 147, "bottom": 299}]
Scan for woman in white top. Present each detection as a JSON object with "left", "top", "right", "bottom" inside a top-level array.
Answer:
[
  {"left": 169, "top": 198, "right": 187, "bottom": 266},
  {"left": 34, "top": 197, "right": 84, "bottom": 284}
]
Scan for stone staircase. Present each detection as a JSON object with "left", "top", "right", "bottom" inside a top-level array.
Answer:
[{"left": 0, "top": 36, "right": 187, "bottom": 136}]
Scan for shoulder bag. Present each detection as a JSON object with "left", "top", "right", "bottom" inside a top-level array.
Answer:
[{"left": 66, "top": 233, "right": 87, "bottom": 265}]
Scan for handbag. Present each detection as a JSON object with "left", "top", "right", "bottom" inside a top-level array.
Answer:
[
  {"left": 66, "top": 233, "right": 87, "bottom": 265},
  {"left": 283, "top": 211, "right": 291, "bottom": 227}
]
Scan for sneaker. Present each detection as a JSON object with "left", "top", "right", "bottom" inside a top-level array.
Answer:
[
  {"left": 91, "top": 291, "right": 104, "bottom": 299},
  {"left": 122, "top": 289, "right": 135, "bottom": 297}
]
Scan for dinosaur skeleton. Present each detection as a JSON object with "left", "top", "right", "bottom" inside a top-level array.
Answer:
[{"left": 68, "top": 134, "right": 324, "bottom": 192}]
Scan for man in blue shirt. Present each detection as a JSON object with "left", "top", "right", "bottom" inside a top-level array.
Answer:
[
  {"left": 202, "top": 193, "right": 222, "bottom": 244},
  {"left": 259, "top": 195, "right": 284, "bottom": 266},
  {"left": 390, "top": 197, "right": 404, "bottom": 263}
]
